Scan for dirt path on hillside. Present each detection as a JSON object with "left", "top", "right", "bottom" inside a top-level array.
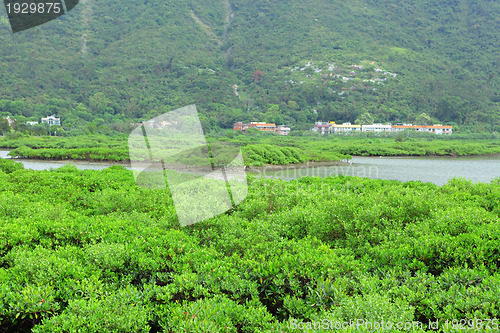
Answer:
[
  {"left": 190, "top": 0, "right": 234, "bottom": 56},
  {"left": 189, "top": 10, "right": 221, "bottom": 46},
  {"left": 222, "top": 0, "right": 234, "bottom": 57},
  {"left": 80, "top": 0, "right": 91, "bottom": 55}
]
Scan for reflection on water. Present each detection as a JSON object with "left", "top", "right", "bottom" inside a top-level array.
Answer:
[
  {"left": 0, "top": 151, "right": 11, "bottom": 159},
  {"left": 1, "top": 150, "right": 499, "bottom": 185},
  {"left": 0, "top": 150, "right": 130, "bottom": 171},
  {"left": 252, "top": 156, "right": 500, "bottom": 186}
]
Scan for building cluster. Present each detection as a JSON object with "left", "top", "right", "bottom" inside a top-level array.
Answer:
[
  {"left": 232, "top": 120, "right": 452, "bottom": 136},
  {"left": 233, "top": 122, "right": 291, "bottom": 136},
  {"left": 312, "top": 122, "right": 453, "bottom": 135},
  {"left": 2, "top": 115, "right": 60, "bottom": 127}
]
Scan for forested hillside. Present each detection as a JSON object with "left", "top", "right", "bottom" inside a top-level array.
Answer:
[{"left": 0, "top": 0, "right": 498, "bottom": 133}]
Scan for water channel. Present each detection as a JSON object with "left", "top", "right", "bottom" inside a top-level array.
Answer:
[{"left": 1, "top": 150, "right": 499, "bottom": 186}]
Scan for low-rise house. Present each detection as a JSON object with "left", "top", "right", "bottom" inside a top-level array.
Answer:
[
  {"left": 249, "top": 122, "right": 276, "bottom": 132},
  {"left": 234, "top": 122, "right": 290, "bottom": 135},
  {"left": 41, "top": 115, "right": 60, "bottom": 126},
  {"left": 313, "top": 120, "right": 453, "bottom": 135},
  {"left": 26, "top": 121, "right": 39, "bottom": 125},
  {"left": 392, "top": 124, "right": 452, "bottom": 135},
  {"left": 332, "top": 122, "right": 362, "bottom": 133},
  {"left": 3, "top": 116, "right": 15, "bottom": 127},
  {"left": 233, "top": 121, "right": 250, "bottom": 133},
  {"left": 362, "top": 124, "right": 392, "bottom": 133},
  {"left": 157, "top": 121, "right": 177, "bottom": 129},
  {"left": 312, "top": 122, "right": 330, "bottom": 135},
  {"left": 276, "top": 125, "right": 291, "bottom": 136}
]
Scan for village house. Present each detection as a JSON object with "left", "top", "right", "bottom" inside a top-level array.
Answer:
[
  {"left": 3, "top": 116, "right": 15, "bottom": 128},
  {"left": 331, "top": 122, "right": 362, "bottom": 133},
  {"left": 249, "top": 122, "right": 276, "bottom": 132},
  {"left": 362, "top": 124, "right": 392, "bottom": 133},
  {"left": 392, "top": 124, "right": 453, "bottom": 135},
  {"left": 276, "top": 125, "right": 291, "bottom": 136},
  {"left": 233, "top": 121, "right": 247, "bottom": 132},
  {"left": 312, "top": 122, "right": 330, "bottom": 135},
  {"left": 41, "top": 115, "right": 61, "bottom": 126},
  {"left": 312, "top": 120, "right": 453, "bottom": 135},
  {"left": 233, "top": 122, "right": 290, "bottom": 135}
]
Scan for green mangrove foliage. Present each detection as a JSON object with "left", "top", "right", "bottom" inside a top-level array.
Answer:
[
  {"left": 0, "top": 135, "right": 126, "bottom": 150},
  {"left": 230, "top": 135, "right": 500, "bottom": 158},
  {"left": 4, "top": 135, "right": 500, "bottom": 167},
  {"left": 241, "top": 144, "right": 349, "bottom": 166},
  {"left": 0, "top": 161, "right": 499, "bottom": 331},
  {"left": 1, "top": 135, "right": 128, "bottom": 161},
  {"left": 1, "top": 135, "right": 352, "bottom": 165},
  {"left": 9, "top": 146, "right": 129, "bottom": 162}
]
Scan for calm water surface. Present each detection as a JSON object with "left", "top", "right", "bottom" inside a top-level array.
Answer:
[
  {"left": 1, "top": 150, "right": 499, "bottom": 185},
  {"left": 253, "top": 156, "right": 500, "bottom": 186},
  {"left": 0, "top": 150, "right": 127, "bottom": 171}
]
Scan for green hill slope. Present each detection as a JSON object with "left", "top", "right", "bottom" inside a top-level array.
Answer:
[{"left": 0, "top": 0, "right": 498, "bottom": 133}]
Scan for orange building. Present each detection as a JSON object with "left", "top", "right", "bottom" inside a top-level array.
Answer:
[
  {"left": 234, "top": 122, "right": 277, "bottom": 133},
  {"left": 249, "top": 122, "right": 276, "bottom": 132},
  {"left": 233, "top": 121, "right": 245, "bottom": 131}
]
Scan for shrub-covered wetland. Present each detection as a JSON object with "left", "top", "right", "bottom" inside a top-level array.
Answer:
[
  {"left": 0, "top": 157, "right": 499, "bottom": 332},
  {"left": 2, "top": 134, "right": 500, "bottom": 167}
]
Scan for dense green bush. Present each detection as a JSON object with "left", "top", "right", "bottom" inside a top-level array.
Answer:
[
  {"left": 0, "top": 158, "right": 24, "bottom": 174},
  {"left": 242, "top": 144, "right": 308, "bottom": 166},
  {"left": 2, "top": 135, "right": 500, "bottom": 166},
  {"left": 9, "top": 146, "right": 129, "bottom": 162},
  {"left": 0, "top": 165, "right": 499, "bottom": 331}
]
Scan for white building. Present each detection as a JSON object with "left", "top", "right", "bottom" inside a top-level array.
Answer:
[
  {"left": 41, "top": 115, "right": 60, "bottom": 126},
  {"left": 312, "top": 122, "right": 330, "bottom": 135},
  {"left": 362, "top": 124, "right": 392, "bottom": 133},
  {"left": 332, "top": 122, "right": 362, "bottom": 133},
  {"left": 276, "top": 125, "right": 291, "bottom": 136},
  {"left": 3, "top": 116, "right": 15, "bottom": 128},
  {"left": 392, "top": 124, "right": 452, "bottom": 135}
]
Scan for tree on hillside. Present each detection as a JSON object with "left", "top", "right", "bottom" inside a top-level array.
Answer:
[
  {"left": 435, "top": 97, "right": 465, "bottom": 123},
  {"left": 415, "top": 112, "right": 432, "bottom": 125},
  {"left": 0, "top": 118, "right": 10, "bottom": 136},
  {"left": 355, "top": 112, "right": 374, "bottom": 125},
  {"left": 252, "top": 71, "right": 264, "bottom": 83},
  {"left": 287, "top": 101, "right": 299, "bottom": 110}
]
